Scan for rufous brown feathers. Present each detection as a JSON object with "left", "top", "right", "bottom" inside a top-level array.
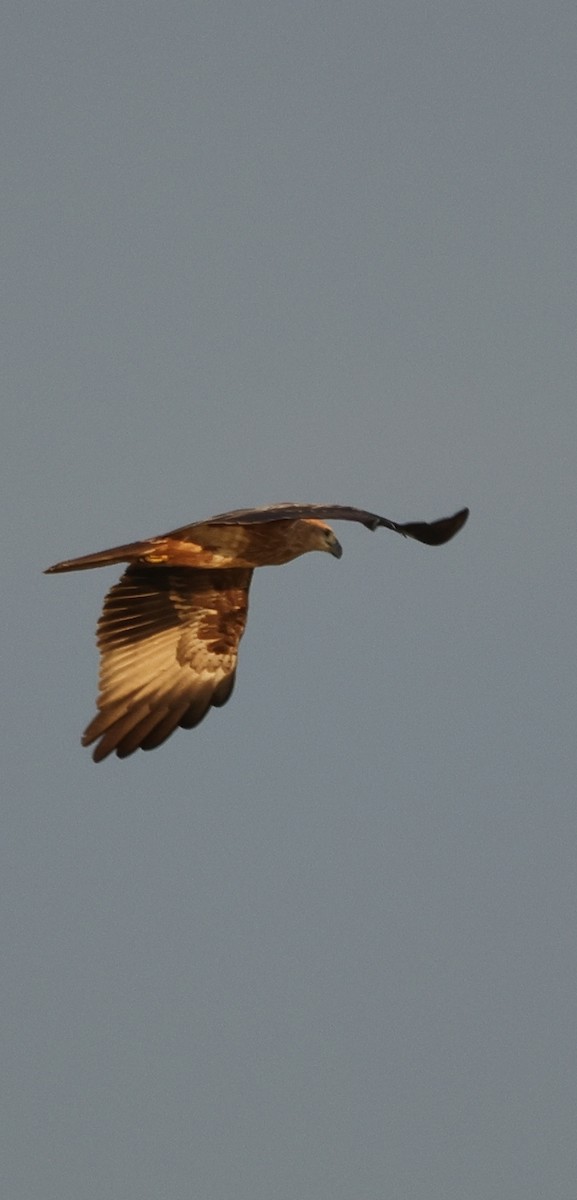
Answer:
[{"left": 45, "top": 501, "right": 468, "bottom": 759}]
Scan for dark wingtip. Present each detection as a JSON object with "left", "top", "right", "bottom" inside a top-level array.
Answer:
[{"left": 401, "top": 507, "right": 470, "bottom": 546}]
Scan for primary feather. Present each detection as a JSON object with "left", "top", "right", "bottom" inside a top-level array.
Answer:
[{"left": 45, "top": 502, "right": 468, "bottom": 760}]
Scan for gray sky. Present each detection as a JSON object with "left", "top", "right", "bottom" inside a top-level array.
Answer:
[{"left": 3, "top": 2, "right": 577, "bottom": 1197}]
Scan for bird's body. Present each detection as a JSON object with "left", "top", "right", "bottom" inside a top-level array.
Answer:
[
  {"left": 47, "top": 517, "right": 342, "bottom": 573},
  {"left": 45, "top": 502, "right": 468, "bottom": 761}
]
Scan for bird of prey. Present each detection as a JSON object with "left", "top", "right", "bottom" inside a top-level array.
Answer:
[{"left": 45, "top": 502, "right": 469, "bottom": 761}]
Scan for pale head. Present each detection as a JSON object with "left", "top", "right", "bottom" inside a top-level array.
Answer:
[{"left": 298, "top": 519, "right": 343, "bottom": 559}]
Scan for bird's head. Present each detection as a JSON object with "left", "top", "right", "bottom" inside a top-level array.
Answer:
[{"left": 304, "top": 519, "right": 343, "bottom": 559}]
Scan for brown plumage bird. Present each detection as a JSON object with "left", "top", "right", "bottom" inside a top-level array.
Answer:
[{"left": 45, "top": 502, "right": 469, "bottom": 761}]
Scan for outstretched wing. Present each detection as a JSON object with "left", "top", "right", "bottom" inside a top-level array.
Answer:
[
  {"left": 169, "top": 504, "right": 469, "bottom": 546},
  {"left": 45, "top": 504, "right": 469, "bottom": 573},
  {"left": 82, "top": 565, "right": 253, "bottom": 761}
]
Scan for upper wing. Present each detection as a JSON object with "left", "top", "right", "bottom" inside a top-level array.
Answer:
[
  {"left": 82, "top": 565, "right": 253, "bottom": 761},
  {"left": 45, "top": 504, "right": 469, "bottom": 572},
  {"left": 168, "top": 504, "right": 469, "bottom": 546}
]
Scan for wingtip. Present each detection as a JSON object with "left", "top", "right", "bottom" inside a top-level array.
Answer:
[
  {"left": 402, "top": 507, "right": 470, "bottom": 546},
  {"left": 431, "top": 506, "right": 470, "bottom": 544},
  {"left": 452, "top": 506, "right": 470, "bottom": 533}
]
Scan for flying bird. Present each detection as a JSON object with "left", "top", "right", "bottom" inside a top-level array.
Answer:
[{"left": 45, "top": 502, "right": 469, "bottom": 761}]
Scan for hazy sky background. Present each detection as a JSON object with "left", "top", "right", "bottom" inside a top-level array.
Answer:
[{"left": 3, "top": 2, "right": 577, "bottom": 1197}]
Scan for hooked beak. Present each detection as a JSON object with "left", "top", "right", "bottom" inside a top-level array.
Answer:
[{"left": 330, "top": 537, "right": 343, "bottom": 559}]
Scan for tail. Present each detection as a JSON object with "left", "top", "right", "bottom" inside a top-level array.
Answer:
[{"left": 44, "top": 539, "right": 155, "bottom": 574}]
